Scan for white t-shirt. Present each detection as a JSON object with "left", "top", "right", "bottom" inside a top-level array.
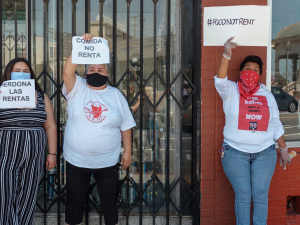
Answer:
[
  {"left": 62, "top": 75, "right": 136, "bottom": 168},
  {"left": 215, "top": 76, "right": 284, "bottom": 153}
]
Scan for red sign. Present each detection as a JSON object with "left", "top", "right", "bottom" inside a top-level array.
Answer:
[{"left": 238, "top": 95, "right": 270, "bottom": 131}]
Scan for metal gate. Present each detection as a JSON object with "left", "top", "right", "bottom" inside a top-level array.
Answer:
[{"left": 0, "top": 0, "right": 201, "bottom": 224}]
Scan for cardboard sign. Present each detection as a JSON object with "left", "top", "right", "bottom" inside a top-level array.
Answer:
[
  {"left": 203, "top": 5, "right": 271, "bottom": 46},
  {"left": 238, "top": 95, "right": 270, "bottom": 131},
  {"left": 72, "top": 36, "right": 110, "bottom": 64},
  {"left": 0, "top": 79, "right": 36, "bottom": 109}
]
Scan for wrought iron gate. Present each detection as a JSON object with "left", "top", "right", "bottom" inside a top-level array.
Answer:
[{"left": 0, "top": 0, "right": 201, "bottom": 224}]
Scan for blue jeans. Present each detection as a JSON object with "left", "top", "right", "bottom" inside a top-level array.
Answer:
[{"left": 221, "top": 143, "right": 277, "bottom": 225}]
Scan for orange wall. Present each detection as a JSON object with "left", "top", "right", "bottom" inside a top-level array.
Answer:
[{"left": 199, "top": 0, "right": 300, "bottom": 224}]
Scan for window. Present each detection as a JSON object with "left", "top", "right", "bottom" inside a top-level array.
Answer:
[{"left": 271, "top": 0, "right": 300, "bottom": 142}]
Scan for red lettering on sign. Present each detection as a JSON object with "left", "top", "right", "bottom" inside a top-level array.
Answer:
[{"left": 238, "top": 95, "right": 270, "bottom": 131}]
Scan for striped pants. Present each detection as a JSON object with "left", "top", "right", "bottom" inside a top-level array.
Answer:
[{"left": 0, "top": 130, "right": 46, "bottom": 225}]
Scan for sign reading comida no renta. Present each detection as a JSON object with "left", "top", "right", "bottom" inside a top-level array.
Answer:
[{"left": 71, "top": 36, "right": 110, "bottom": 65}]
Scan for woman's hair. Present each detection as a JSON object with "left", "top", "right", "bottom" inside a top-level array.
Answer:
[
  {"left": 239, "top": 55, "right": 263, "bottom": 75},
  {"left": 84, "top": 64, "right": 109, "bottom": 77},
  {"left": 1, "top": 57, "right": 42, "bottom": 90}
]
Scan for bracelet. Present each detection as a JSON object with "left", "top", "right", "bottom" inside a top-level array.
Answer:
[{"left": 48, "top": 153, "right": 56, "bottom": 155}]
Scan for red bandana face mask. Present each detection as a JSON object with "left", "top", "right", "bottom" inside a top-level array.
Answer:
[{"left": 238, "top": 70, "right": 260, "bottom": 98}]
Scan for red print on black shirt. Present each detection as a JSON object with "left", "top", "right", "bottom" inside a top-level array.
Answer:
[
  {"left": 83, "top": 101, "right": 108, "bottom": 123},
  {"left": 238, "top": 95, "right": 270, "bottom": 131}
]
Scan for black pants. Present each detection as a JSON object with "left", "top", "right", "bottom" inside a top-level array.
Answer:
[{"left": 65, "top": 161, "right": 119, "bottom": 225}]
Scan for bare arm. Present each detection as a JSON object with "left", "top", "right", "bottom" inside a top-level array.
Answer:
[
  {"left": 43, "top": 94, "right": 57, "bottom": 170},
  {"left": 277, "top": 135, "right": 286, "bottom": 149},
  {"left": 131, "top": 100, "right": 140, "bottom": 113},
  {"left": 63, "top": 55, "right": 77, "bottom": 95},
  {"left": 217, "top": 57, "right": 230, "bottom": 79},
  {"left": 63, "top": 33, "right": 94, "bottom": 94},
  {"left": 120, "top": 129, "right": 132, "bottom": 169}
]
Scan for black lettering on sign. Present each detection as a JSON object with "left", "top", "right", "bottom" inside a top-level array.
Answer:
[
  {"left": 233, "top": 19, "right": 239, "bottom": 25},
  {"left": 77, "top": 38, "right": 103, "bottom": 44},
  {"left": 9, "top": 89, "right": 22, "bottom": 94},
  {"left": 84, "top": 46, "right": 95, "bottom": 51},
  {"left": 78, "top": 52, "right": 101, "bottom": 58},
  {"left": 239, "top": 18, "right": 244, "bottom": 25},
  {"left": 206, "top": 18, "right": 256, "bottom": 26}
]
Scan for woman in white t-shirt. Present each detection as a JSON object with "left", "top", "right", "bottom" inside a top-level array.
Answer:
[
  {"left": 215, "top": 37, "right": 291, "bottom": 225},
  {"left": 63, "top": 33, "right": 136, "bottom": 225}
]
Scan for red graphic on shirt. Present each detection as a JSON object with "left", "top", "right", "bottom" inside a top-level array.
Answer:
[
  {"left": 238, "top": 95, "right": 270, "bottom": 131},
  {"left": 83, "top": 101, "right": 108, "bottom": 123}
]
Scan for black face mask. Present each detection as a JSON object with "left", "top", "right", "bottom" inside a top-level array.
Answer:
[{"left": 86, "top": 73, "right": 108, "bottom": 87}]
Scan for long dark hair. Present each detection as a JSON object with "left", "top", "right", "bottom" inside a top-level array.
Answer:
[{"left": 1, "top": 58, "right": 42, "bottom": 90}]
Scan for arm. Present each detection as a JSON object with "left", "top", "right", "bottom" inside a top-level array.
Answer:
[
  {"left": 146, "top": 90, "right": 159, "bottom": 112},
  {"left": 63, "top": 55, "right": 77, "bottom": 95},
  {"left": 131, "top": 99, "right": 140, "bottom": 113},
  {"left": 271, "top": 98, "right": 290, "bottom": 169},
  {"left": 278, "top": 135, "right": 290, "bottom": 170},
  {"left": 217, "top": 37, "right": 237, "bottom": 79},
  {"left": 217, "top": 57, "right": 230, "bottom": 79},
  {"left": 277, "top": 135, "right": 286, "bottom": 149},
  {"left": 43, "top": 94, "right": 57, "bottom": 170},
  {"left": 120, "top": 129, "right": 132, "bottom": 169},
  {"left": 63, "top": 33, "right": 94, "bottom": 94}
]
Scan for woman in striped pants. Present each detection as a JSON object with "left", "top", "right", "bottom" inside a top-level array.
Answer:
[{"left": 0, "top": 58, "right": 57, "bottom": 225}]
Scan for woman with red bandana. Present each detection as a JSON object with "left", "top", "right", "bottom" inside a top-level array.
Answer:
[{"left": 215, "top": 37, "right": 290, "bottom": 225}]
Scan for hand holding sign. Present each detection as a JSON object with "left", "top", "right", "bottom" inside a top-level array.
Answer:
[{"left": 72, "top": 33, "right": 110, "bottom": 65}]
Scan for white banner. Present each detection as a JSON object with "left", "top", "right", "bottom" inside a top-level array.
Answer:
[
  {"left": 72, "top": 36, "right": 110, "bottom": 64},
  {"left": 203, "top": 5, "right": 271, "bottom": 46},
  {"left": 0, "top": 79, "right": 36, "bottom": 109}
]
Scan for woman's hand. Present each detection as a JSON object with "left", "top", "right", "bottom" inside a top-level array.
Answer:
[
  {"left": 120, "top": 151, "right": 131, "bottom": 170},
  {"left": 64, "top": 34, "right": 95, "bottom": 94},
  {"left": 279, "top": 146, "right": 291, "bottom": 170},
  {"left": 82, "top": 33, "right": 94, "bottom": 41},
  {"left": 46, "top": 154, "right": 57, "bottom": 170},
  {"left": 217, "top": 37, "right": 237, "bottom": 79},
  {"left": 223, "top": 37, "right": 237, "bottom": 60}
]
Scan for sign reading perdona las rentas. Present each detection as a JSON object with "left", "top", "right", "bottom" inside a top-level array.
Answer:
[
  {"left": 72, "top": 36, "right": 110, "bottom": 64},
  {"left": 0, "top": 79, "right": 36, "bottom": 109},
  {"left": 203, "top": 5, "right": 271, "bottom": 46}
]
